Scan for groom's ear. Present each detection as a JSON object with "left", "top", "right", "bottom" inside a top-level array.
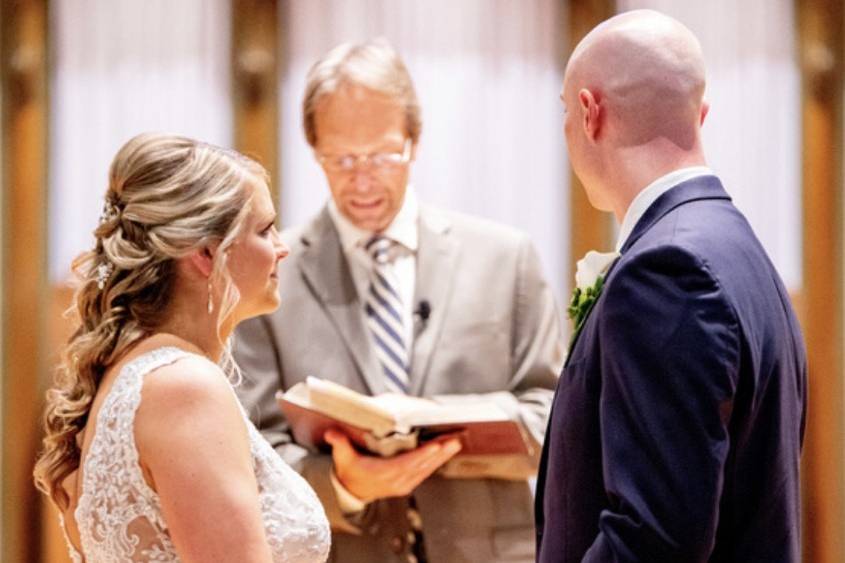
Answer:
[
  {"left": 578, "top": 88, "right": 602, "bottom": 141},
  {"left": 188, "top": 246, "right": 215, "bottom": 277},
  {"left": 699, "top": 99, "right": 710, "bottom": 126}
]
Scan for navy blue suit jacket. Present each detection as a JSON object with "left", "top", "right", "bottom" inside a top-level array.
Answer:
[{"left": 535, "top": 177, "right": 807, "bottom": 562}]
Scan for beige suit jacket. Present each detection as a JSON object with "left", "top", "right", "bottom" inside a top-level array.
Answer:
[{"left": 234, "top": 204, "right": 563, "bottom": 562}]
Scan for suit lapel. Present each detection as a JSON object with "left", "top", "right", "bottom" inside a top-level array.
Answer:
[
  {"left": 565, "top": 176, "right": 730, "bottom": 366},
  {"left": 621, "top": 175, "right": 731, "bottom": 253},
  {"left": 297, "top": 208, "right": 385, "bottom": 395},
  {"left": 409, "top": 206, "right": 460, "bottom": 395}
]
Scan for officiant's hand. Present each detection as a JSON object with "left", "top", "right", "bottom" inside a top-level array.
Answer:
[{"left": 324, "top": 429, "right": 462, "bottom": 503}]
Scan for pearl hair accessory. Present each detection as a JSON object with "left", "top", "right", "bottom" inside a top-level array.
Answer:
[
  {"left": 96, "top": 262, "right": 113, "bottom": 290},
  {"left": 99, "top": 199, "right": 119, "bottom": 225},
  {"left": 96, "top": 198, "right": 119, "bottom": 290}
]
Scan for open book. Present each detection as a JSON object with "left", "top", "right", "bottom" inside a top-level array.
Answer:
[{"left": 276, "top": 377, "right": 539, "bottom": 480}]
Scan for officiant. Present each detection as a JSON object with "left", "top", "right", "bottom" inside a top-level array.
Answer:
[{"left": 233, "top": 38, "right": 563, "bottom": 563}]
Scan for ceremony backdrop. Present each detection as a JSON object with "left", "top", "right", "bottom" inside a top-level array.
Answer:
[
  {"left": 49, "top": 0, "right": 233, "bottom": 280},
  {"left": 46, "top": 0, "right": 802, "bottom": 305}
]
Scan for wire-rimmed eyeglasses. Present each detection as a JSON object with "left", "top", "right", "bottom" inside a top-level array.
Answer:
[{"left": 316, "top": 138, "right": 412, "bottom": 173}]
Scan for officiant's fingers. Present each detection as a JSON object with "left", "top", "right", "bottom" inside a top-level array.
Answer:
[
  {"left": 395, "top": 439, "right": 462, "bottom": 492},
  {"left": 407, "top": 438, "right": 462, "bottom": 472},
  {"left": 427, "top": 432, "right": 464, "bottom": 447}
]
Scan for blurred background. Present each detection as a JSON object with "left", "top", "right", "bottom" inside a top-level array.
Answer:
[{"left": 1, "top": 0, "right": 841, "bottom": 561}]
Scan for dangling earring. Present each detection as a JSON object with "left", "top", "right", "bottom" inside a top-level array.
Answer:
[{"left": 207, "top": 277, "right": 214, "bottom": 314}]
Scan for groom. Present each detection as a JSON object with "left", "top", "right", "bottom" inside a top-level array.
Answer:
[{"left": 536, "top": 10, "right": 807, "bottom": 563}]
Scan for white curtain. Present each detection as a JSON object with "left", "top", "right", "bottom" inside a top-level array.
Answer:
[
  {"left": 278, "top": 0, "right": 571, "bottom": 308},
  {"left": 617, "top": 0, "right": 802, "bottom": 290},
  {"left": 49, "top": 0, "right": 232, "bottom": 281},
  {"left": 48, "top": 1, "right": 799, "bottom": 294}
]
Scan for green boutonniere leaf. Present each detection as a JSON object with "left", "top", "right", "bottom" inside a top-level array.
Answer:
[{"left": 567, "top": 275, "right": 606, "bottom": 350}]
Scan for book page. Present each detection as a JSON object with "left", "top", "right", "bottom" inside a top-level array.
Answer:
[
  {"left": 300, "top": 378, "right": 397, "bottom": 436},
  {"left": 368, "top": 393, "right": 439, "bottom": 416},
  {"left": 397, "top": 401, "right": 511, "bottom": 428}
]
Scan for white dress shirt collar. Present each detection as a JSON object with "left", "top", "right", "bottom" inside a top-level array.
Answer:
[
  {"left": 328, "top": 184, "right": 419, "bottom": 253},
  {"left": 615, "top": 166, "right": 714, "bottom": 251}
]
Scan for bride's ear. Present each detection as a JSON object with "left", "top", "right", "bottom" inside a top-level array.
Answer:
[{"left": 188, "top": 246, "right": 215, "bottom": 277}]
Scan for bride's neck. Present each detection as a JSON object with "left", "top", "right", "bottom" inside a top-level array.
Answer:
[{"left": 155, "top": 294, "right": 230, "bottom": 363}]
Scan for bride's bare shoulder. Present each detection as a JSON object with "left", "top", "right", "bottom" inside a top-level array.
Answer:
[
  {"left": 140, "top": 354, "right": 232, "bottom": 412},
  {"left": 132, "top": 341, "right": 244, "bottom": 452}
]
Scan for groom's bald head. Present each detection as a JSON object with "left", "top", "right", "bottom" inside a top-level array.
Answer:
[
  {"left": 562, "top": 10, "right": 709, "bottom": 215},
  {"left": 565, "top": 9, "right": 706, "bottom": 147}
]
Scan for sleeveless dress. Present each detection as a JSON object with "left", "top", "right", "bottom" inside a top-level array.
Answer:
[{"left": 60, "top": 347, "right": 330, "bottom": 562}]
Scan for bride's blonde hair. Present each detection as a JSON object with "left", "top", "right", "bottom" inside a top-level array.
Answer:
[{"left": 33, "top": 132, "right": 267, "bottom": 510}]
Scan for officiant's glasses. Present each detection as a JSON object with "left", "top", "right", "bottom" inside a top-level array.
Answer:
[{"left": 317, "top": 138, "right": 411, "bottom": 173}]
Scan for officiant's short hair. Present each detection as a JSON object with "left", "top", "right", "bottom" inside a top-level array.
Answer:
[{"left": 302, "top": 38, "right": 422, "bottom": 147}]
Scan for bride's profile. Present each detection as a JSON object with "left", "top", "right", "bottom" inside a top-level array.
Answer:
[{"left": 33, "top": 133, "right": 330, "bottom": 562}]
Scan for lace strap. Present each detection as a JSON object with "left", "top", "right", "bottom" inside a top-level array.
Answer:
[
  {"left": 87, "top": 346, "right": 199, "bottom": 468},
  {"left": 74, "top": 346, "right": 201, "bottom": 546},
  {"left": 124, "top": 346, "right": 198, "bottom": 383},
  {"left": 110, "top": 346, "right": 201, "bottom": 406}
]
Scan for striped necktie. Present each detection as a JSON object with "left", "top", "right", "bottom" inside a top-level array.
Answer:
[{"left": 364, "top": 235, "right": 410, "bottom": 393}]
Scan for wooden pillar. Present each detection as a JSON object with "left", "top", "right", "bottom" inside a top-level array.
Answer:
[
  {"left": 565, "top": 0, "right": 616, "bottom": 293},
  {"left": 232, "top": 0, "right": 280, "bottom": 206},
  {"left": 0, "top": 9, "right": 4, "bottom": 556},
  {"left": 0, "top": 1, "right": 48, "bottom": 561},
  {"left": 796, "top": 1, "right": 845, "bottom": 562}
]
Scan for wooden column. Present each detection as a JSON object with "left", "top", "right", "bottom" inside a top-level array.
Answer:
[
  {"left": 1, "top": 1, "right": 48, "bottom": 562},
  {"left": 232, "top": 0, "right": 280, "bottom": 205},
  {"left": 565, "top": 0, "right": 616, "bottom": 295},
  {"left": 796, "top": 1, "right": 845, "bottom": 562},
  {"left": 0, "top": 9, "right": 3, "bottom": 557}
]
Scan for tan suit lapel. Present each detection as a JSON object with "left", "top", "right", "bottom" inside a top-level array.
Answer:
[
  {"left": 410, "top": 206, "right": 460, "bottom": 395},
  {"left": 297, "top": 209, "right": 385, "bottom": 395}
]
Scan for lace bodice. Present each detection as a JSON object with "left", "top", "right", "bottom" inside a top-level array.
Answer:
[{"left": 63, "top": 347, "right": 330, "bottom": 563}]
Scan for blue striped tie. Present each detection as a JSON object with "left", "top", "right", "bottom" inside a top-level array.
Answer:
[{"left": 365, "top": 235, "right": 410, "bottom": 393}]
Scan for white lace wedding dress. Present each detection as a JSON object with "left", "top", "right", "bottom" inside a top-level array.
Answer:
[{"left": 61, "top": 347, "right": 331, "bottom": 562}]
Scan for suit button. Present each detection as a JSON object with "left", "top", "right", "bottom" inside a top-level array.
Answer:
[
  {"left": 390, "top": 535, "right": 405, "bottom": 553},
  {"left": 406, "top": 508, "right": 423, "bottom": 530}
]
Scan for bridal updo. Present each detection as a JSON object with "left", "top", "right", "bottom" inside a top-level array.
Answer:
[{"left": 34, "top": 132, "right": 267, "bottom": 510}]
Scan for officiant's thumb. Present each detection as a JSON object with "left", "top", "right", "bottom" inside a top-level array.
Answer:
[{"left": 325, "top": 429, "right": 354, "bottom": 458}]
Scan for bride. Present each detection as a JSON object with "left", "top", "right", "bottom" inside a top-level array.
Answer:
[{"left": 33, "top": 133, "right": 330, "bottom": 562}]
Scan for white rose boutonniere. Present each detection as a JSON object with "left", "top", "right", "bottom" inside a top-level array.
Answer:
[{"left": 567, "top": 250, "right": 620, "bottom": 346}]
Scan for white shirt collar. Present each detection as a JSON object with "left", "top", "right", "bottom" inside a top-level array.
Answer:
[
  {"left": 615, "top": 166, "right": 714, "bottom": 251},
  {"left": 328, "top": 184, "right": 419, "bottom": 253}
]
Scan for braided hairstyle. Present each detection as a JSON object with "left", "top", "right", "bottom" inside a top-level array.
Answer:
[{"left": 33, "top": 132, "right": 267, "bottom": 510}]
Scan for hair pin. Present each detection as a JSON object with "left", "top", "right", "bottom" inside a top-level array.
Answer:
[
  {"left": 99, "top": 200, "right": 119, "bottom": 225},
  {"left": 96, "top": 262, "right": 113, "bottom": 289}
]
